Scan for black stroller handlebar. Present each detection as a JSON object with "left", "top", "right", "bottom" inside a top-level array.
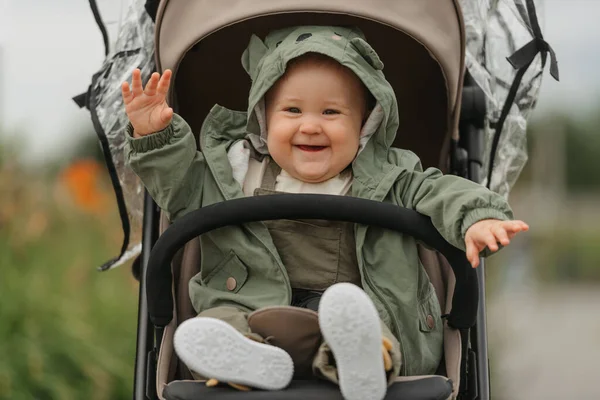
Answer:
[{"left": 146, "top": 194, "right": 478, "bottom": 330}]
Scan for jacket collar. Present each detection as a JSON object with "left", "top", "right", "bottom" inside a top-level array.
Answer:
[{"left": 200, "top": 105, "right": 248, "bottom": 201}]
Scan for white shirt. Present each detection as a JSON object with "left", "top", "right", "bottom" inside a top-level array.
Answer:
[{"left": 242, "top": 158, "right": 352, "bottom": 196}]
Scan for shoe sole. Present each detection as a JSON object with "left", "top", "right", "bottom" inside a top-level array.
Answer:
[
  {"left": 319, "top": 283, "right": 387, "bottom": 400},
  {"left": 173, "top": 317, "right": 294, "bottom": 390}
]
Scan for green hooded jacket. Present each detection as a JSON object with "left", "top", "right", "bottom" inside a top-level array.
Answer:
[{"left": 126, "top": 26, "right": 513, "bottom": 375}]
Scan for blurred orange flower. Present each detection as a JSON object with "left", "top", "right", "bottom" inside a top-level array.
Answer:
[{"left": 59, "top": 159, "right": 110, "bottom": 214}]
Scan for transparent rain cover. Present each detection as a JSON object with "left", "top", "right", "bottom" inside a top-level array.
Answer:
[
  {"left": 89, "top": 0, "right": 155, "bottom": 269},
  {"left": 91, "top": 0, "right": 547, "bottom": 268},
  {"left": 460, "top": 0, "right": 545, "bottom": 196}
]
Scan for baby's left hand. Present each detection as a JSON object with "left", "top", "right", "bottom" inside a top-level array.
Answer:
[{"left": 465, "top": 219, "right": 529, "bottom": 268}]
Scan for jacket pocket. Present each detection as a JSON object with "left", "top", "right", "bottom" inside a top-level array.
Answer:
[
  {"left": 418, "top": 283, "right": 443, "bottom": 333},
  {"left": 201, "top": 250, "right": 248, "bottom": 294}
]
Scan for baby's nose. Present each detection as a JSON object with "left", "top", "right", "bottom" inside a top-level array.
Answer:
[{"left": 299, "top": 116, "right": 323, "bottom": 135}]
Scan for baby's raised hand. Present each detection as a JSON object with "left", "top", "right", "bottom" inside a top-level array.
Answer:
[
  {"left": 121, "top": 68, "right": 174, "bottom": 137},
  {"left": 464, "top": 219, "right": 529, "bottom": 268}
]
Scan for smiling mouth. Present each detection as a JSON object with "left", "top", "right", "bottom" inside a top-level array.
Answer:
[{"left": 296, "top": 145, "right": 327, "bottom": 152}]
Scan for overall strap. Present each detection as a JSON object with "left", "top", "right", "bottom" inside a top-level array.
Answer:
[{"left": 260, "top": 157, "right": 282, "bottom": 191}]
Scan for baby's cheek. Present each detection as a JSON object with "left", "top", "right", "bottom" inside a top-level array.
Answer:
[
  {"left": 344, "top": 135, "right": 360, "bottom": 157},
  {"left": 268, "top": 137, "right": 288, "bottom": 157}
]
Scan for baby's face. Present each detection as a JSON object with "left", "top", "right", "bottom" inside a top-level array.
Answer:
[{"left": 265, "top": 59, "right": 366, "bottom": 183}]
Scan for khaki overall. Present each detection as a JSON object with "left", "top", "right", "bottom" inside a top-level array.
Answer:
[{"left": 195, "top": 158, "right": 402, "bottom": 384}]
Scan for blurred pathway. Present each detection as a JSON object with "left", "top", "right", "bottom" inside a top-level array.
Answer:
[{"left": 488, "top": 284, "right": 600, "bottom": 400}]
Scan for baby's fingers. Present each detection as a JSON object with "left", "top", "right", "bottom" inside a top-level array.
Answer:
[
  {"left": 493, "top": 226, "right": 511, "bottom": 246},
  {"left": 482, "top": 230, "right": 499, "bottom": 252},
  {"left": 121, "top": 82, "right": 133, "bottom": 105},
  {"left": 160, "top": 107, "right": 174, "bottom": 124},
  {"left": 465, "top": 237, "right": 480, "bottom": 268},
  {"left": 131, "top": 68, "right": 143, "bottom": 96},
  {"left": 503, "top": 220, "right": 530, "bottom": 234},
  {"left": 144, "top": 72, "right": 160, "bottom": 96},
  {"left": 157, "top": 69, "right": 172, "bottom": 96},
  {"left": 515, "top": 220, "right": 529, "bottom": 232}
]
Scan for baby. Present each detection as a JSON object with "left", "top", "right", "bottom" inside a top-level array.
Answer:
[{"left": 122, "top": 26, "right": 527, "bottom": 400}]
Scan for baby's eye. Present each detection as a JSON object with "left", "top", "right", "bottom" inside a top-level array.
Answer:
[
  {"left": 323, "top": 109, "right": 340, "bottom": 115},
  {"left": 285, "top": 107, "right": 301, "bottom": 114}
]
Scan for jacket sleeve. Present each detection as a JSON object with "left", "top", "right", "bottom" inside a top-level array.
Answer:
[
  {"left": 125, "top": 113, "right": 205, "bottom": 221},
  {"left": 393, "top": 151, "right": 514, "bottom": 253}
]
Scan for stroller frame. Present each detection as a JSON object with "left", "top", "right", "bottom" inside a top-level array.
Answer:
[{"left": 111, "top": 1, "right": 524, "bottom": 398}]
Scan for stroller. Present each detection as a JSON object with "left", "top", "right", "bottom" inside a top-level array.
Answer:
[{"left": 76, "top": 0, "right": 558, "bottom": 399}]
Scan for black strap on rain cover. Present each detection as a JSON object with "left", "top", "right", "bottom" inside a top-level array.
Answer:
[
  {"left": 88, "top": 73, "right": 132, "bottom": 271},
  {"left": 145, "top": 0, "right": 160, "bottom": 22},
  {"left": 75, "top": 0, "right": 133, "bottom": 270},
  {"left": 73, "top": 0, "right": 110, "bottom": 108},
  {"left": 486, "top": 0, "right": 559, "bottom": 189},
  {"left": 146, "top": 195, "right": 479, "bottom": 331},
  {"left": 89, "top": 0, "right": 110, "bottom": 57}
]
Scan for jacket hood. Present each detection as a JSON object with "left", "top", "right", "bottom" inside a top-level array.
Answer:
[{"left": 242, "top": 25, "right": 400, "bottom": 166}]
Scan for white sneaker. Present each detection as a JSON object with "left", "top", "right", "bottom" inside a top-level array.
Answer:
[
  {"left": 318, "top": 283, "right": 387, "bottom": 400},
  {"left": 173, "top": 317, "right": 294, "bottom": 390}
]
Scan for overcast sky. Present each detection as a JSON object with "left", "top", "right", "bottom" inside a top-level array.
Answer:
[{"left": 1, "top": 0, "right": 599, "bottom": 163}]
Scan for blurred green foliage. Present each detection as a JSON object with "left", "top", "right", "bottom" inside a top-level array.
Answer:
[
  {"left": 0, "top": 147, "right": 138, "bottom": 400},
  {"left": 563, "top": 120, "right": 600, "bottom": 191},
  {"left": 529, "top": 113, "right": 600, "bottom": 191}
]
